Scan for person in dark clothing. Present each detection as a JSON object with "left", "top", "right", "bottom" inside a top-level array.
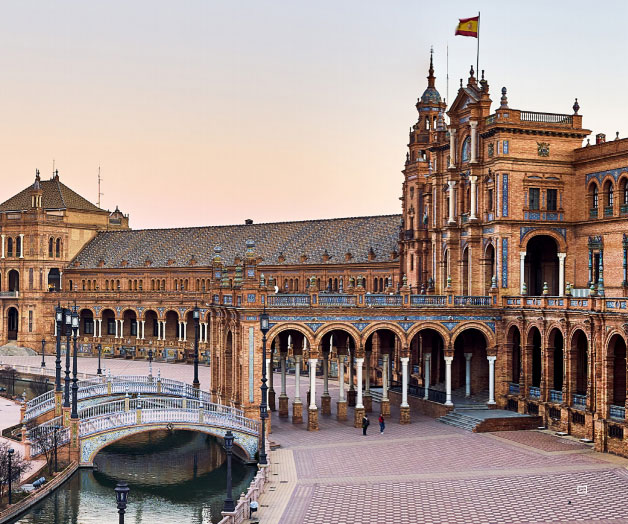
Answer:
[
  {"left": 362, "top": 414, "right": 369, "bottom": 436},
  {"left": 378, "top": 414, "right": 385, "bottom": 434}
]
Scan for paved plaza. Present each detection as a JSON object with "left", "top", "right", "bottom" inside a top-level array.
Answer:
[{"left": 257, "top": 378, "right": 628, "bottom": 524}]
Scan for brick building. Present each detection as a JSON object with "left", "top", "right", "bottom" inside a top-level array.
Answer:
[{"left": 2, "top": 55, "right": 628, "bottom": 456}]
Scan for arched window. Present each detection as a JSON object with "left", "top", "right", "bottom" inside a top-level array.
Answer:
[
  {"left": 622, "top": 178, "right": 628, "bottom": 206},
  {"left": 605, "top": 180, "right": 614, "bottom": 208},
  {"left": 7, "top": 238, "right": 13, "bottom": 257},
  {"left": 48, "top": 238, "right": 54, "bottom": 258},
  {"left": 461, "top": 137, "right": 471, "bottom": 163},
  {"left": 373, "top": 277, "right": 378, "bottom": 292},
  {"left": 295, "top": 278, "right": 299, "bottom": 292},
  {"left": 55, "top": 238, "right": 61, "bottom": 257},
  {"left": 592, "top": 185, "right": 599, "bottom": 209}
]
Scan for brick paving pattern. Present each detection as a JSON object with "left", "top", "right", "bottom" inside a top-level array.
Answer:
[{"left": 255, "top": 374, "right": 628, "bottom": 524}]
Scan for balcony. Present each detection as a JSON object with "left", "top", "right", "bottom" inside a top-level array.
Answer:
[
  {"left": 410, "top": 295, "right": 446, "bottom": 306},
  {"left": 604, "top": 206, "right": 614, "bottom": 217},
  {"left": 318, "top": 294, "right": 357, "bottom": 307},
  {"left": 454, "top": 296, "right": 491, "bottom": 307},
  {"left": 610, "top": 404, "right": 625, "bottom": 421},
  {"left": 572, "top": 393, "right": 587, "bottom": 410},
  {"left": 508, "top": 382, "right": 520, "bottom": 395},
  {"left": 529, "top": 386, "right": 541, "bottom": 399},
  {"left": 365, "top": 294, "right": 403, "bottom": 307},
  {"left": 549, "top": 389, "right": 563, "bottom": 403},
  {"left": 589, "top": 208, "right": 598, "bottom": 218},
  {"left": 267, "top": 294, "right": 310, "bottom": 308},
  {"left": 0, "top": 291, "right": 19, "bottom": 298}
]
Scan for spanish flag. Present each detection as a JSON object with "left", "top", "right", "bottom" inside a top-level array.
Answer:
[{"left": 455, "top": 16, "right": 479, "bottom": 38}]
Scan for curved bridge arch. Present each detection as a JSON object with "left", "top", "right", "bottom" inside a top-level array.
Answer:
[{"left": 80, "top": 422, "right": 258, "bottom": 466}]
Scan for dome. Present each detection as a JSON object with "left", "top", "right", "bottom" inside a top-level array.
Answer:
[{"left": 421, "top": 86, "right": 441, "bottom": 104}]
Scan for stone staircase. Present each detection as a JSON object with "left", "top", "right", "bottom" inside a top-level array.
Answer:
[
  {"left": 438, "top": 410, "right": 486, "bottom": 431},
  {"left": 368, "top": 388, "right": 384, "bottom": 402}
]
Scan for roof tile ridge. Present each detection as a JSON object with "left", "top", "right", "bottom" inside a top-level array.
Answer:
[{"left": 56, "top": 178, "right": 67, "bottom": 209}]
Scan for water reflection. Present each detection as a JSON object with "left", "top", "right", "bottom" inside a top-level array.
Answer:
[{"left": 13, "top": 430, "right": 256, "bottom": 524}]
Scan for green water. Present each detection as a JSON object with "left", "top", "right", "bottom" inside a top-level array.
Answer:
[{"left": 12, "top": 430, "right": 257, "bottom": 524}]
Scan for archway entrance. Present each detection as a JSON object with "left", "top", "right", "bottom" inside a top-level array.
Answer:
[
  {"left": 525, "top": 235, "right": 558, "bottom": 295},
  {"left": 483, "top": 244, "right": 495, "bottom": 293},
  {"left": 608, "top": 334, "right": 626, "bottom": 411},
  {"left": 8, "top": 270, "right": 19, "bottom": 292},
  {"left": 528, "top": 327, "right": 542, "bottom": 389},
  {"left": 508, "top": 326, "right": 521, "bottom": 384},
  {"left": 7, "top": 307, "right": 18, "bottom": 340},
  {"left": 548, "top": 328, "right": 564, "bottom": 398},
  {"left": 453, "top": 328, "right": 488, "bottom": 399}
]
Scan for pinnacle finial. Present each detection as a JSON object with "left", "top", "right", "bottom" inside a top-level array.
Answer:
[
  {"left": 500, "top": 87, "right": 509, "bottom": 109},
  {"left": 573, "top": 98, "right": 580, "bottom": 115},
  {"left": 427, "top": 47, "right": 435, "bottom": 87},
  {"left": 470, "top": 65, "right": 475, "bottom": 78}
]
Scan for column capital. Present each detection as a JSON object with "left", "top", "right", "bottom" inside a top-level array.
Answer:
[
  {"left": 520, "top": 251, "right": 526, "bottom": 259},
  {"left": 355, "top": 356, "right": 365, "bottom": 364},
  {"left": 448, "top": 179, "right": 457, "bottom": 189},
  {"left": 487, "top": 355, "right": 497, "bottom": 363},
  {"left": 423, "top": 353, "right": 431, "bottom": 362},
  {"left": 464, "top": 352, "right": 473, "bottom": 361},
  {"left": 469, "top": 175, "right": 478, "bottom": 183},
  {"left": 400, "top": 356, "right": 409, "bottom": 364},
  {"left": 444, "top": 355, "right": 453, "bottom": 363},
  {"left": 469, "top": 120, "right": 478, "bottom": 129},
  {"left": 557, "top": 252, "right": 567, "bottom": 260},
  {"left": 449, "top": 127, "right": 457, "bottom": 135}
]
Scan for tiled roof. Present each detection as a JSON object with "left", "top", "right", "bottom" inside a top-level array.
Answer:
[
  {"left": 72, "top": 215, "right": 402, "bottom": 269},
  {"left": 0, "top": 177, "right": 102, "bottom": 212}
]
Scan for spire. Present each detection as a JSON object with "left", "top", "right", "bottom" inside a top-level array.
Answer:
[{"left": 427, "top": 46, "right": 435, "bottom": 88}]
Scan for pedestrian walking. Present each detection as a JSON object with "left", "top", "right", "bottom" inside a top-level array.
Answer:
[
  {"left": 362, "top": 414, "right": 369, "bottom": 436},
  {"left": 378, "top": 414, "right": 385, "bottom": 434}
]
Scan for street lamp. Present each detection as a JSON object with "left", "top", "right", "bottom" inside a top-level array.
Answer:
[
  {"left": 7, "top": 448, "right": 14, "bottom": 505},
  {"left": 259, "top": 308, "right": 269, "bottom": 465},
  {"left": 114, "top": 481, "right": 130, "bottom": 524},
  {"left": 97, "top": 344, "right": 102, "bottom": 375},
  {"left": 223, "top": 430, "right": 235, "bottom": 512},
  {"left": 71, "top": 307, "right": 79, "bottom": 419},
  {"left": 64, "top": 307, "right": 72, "bottom": 408},
  {"left": 192, "top": 305, "right": 200, "bottom": 390},
  {"left": 55, "top": 304, "right": 63, "bottom": 393},
  {"left": 148, "top": 349, "right": 153, "bottom": 379},
  {"left": 41, "top": 338, "right": 46, "bottom": 368}
]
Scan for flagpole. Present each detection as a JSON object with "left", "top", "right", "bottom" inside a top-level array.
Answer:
[
  {"left": 476, "top": 11, "right": 480, "bottom": 76},
  {"left": 446, "top": 43, "right": 449, "bottom": 107}
]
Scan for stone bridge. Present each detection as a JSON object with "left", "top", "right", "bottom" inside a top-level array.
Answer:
[
  {"left": 23, "top": 373, "right": 214, "bottom": 424},
  {"left": 27, "top": 396, "right": 260, "bottom": 466}
]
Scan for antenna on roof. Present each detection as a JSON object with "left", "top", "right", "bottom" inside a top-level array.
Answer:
[{"left": 97, "top": 166, "right": 104, "bottom": 208}]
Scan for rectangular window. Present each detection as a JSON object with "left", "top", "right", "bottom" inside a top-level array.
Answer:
[
  {"left": 28, "top": 311, "right": 33, "bottom": 332},
  {"left": 487, "top": 189, "right": 494, "bottom": 212},
  {"left": 130, "top": 320, "right": 137, "bottom": 337},
  {"left": 547, "top": 189, "right": 558, "bottom": 211},
  {"left": 107, "top": 319, "right": 116, "bottom": 335},
  {"left": 84, "top": 318, "right": 94, "bottom": 335},
  {"left": 503, "top": 140, "right": 509, "bottom": 154},
  {"left": 498, "top": 141, "right": 502, "bottom": 155},
  {"left": 29, "top": 268, "right": 33, "bottom": 290},
  {"left": 529, "top": 188, "right": 540, "bottom": 210},
  {"left": 153, "top": 319, "right": 159, "bottom": 336}
]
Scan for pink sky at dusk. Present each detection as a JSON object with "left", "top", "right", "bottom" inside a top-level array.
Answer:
[{"left": 1, "top": 1, "right": 626, "bottom": 229}]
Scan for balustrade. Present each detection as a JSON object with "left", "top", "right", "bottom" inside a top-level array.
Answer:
[
  {"left": 529, "top": 386, "right": 541, "bottom": 399},
  {"left": 365, "top": 294, "right": 403, "bottom": 306},
  {"left": 572, "top": 393, "right": 587, "bottom": 410},
  {"left": 610, "top": 404, "right": 625, "bottom": 421},
  {"left": 549, "top": 389, "right": 563, "bottom": 403},
  {"left": 508, "top": 382, "right": 520, "bottom": 395}
]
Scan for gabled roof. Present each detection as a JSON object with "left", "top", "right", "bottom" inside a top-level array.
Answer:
[
  {"left": 71, "top": 214, "right": 402, "bottom": 269},
  {"left": 0, "top": 176, "right": 102, "bottom": 213}
]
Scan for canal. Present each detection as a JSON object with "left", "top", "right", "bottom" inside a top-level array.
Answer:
[{"left": 11, "top": 430, "right": 256, "bottom": 524}]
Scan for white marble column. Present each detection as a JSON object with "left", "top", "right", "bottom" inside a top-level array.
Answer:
[
  {"left": 323, "top": 353, "right": 329, "bottom": 395},
  {"left": 400, "top": 357, "right": 409, "bottom": 408},
  {"left": 1, "top": 234, "right": 4, "bottom": 258},
  {"left": 470, "top": 175, "right": 478, "bottom": 220},
  {"left": 423, "top": 353, "right": 431, "bottom": 399},
  {"left": 183, "top": 321, "right": 187, "bottom": 342},
  {"left": 114, "top": 319, "right": 119, "bottom": 339},
  {"left": 558, "top": 252, "right": 566, "bottom": 296},
  {"left": 19, "top": 234, "right": 24, "bottom": 258},
  {"left": 280, "top": 354, "right": 287, "bottom": 395},
  {"left": 120, "top": 320, "right": 124, "bottom": 338},
  {"left": 382, "top": 353, "right": 389, "bottom": 401},
  {"left": 449, "top": 128, "right": 456, "bottom": 168},
  {"left": 487, "top": 356, "right": 497, "bottom": 405},
  {"left": 444, "top": 356, "right": 453, "bottom": 406},
  {"left": 520, "top": 251, "right": 526, "bottom": 294},
  {"left": 355, "top": 357, "right": 364, "bottom": 409},
  {"left": 470, "top": 121, "right": 478, "bottom": 163},
  {"left": 177, "top": 322, "right": 182, "bottom": 342},
  {"left": 464, "top": 353, "right": 472, "bottom": 398},
  {"left": 364, "top": 353, "right": 370, "bottom": 395},
  {"left": 141, "top": 320, "right": 146, "bottom": 339},
  {"left": 338, "top": 356, "right": 345, "bottom": 401},
  {"left": 98, "top": 319, "right": 102, "bottom": 338},
  {"left": 448, "top": 180, "right": 456, "bottom": 224},
  {"left": 294, "top": 355, "right": 302, "bottom": 402},
  {"left": 309, "top": 358, "right": 318, "bottom": 409}
]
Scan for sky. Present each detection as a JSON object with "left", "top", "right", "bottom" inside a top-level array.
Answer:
[{"left": 1, "top": 1, "right": 626, "bottom": 229}]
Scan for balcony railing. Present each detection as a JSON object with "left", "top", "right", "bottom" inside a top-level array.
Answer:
[
  {"left": 0, "top": 291, "right": 19, "bottom": 298},
  {"left": 508, "top": 382, "right": 520, "bottom": 395},
  {"left": 550, "top": 389, "right": 563, "bottom": 403},
  {"left": 267, "top": 294, "right": 310, "bottom": 307},
  {"left": 454, "top": 295, "right": 491, "bottom": 306},
  {"left": 520, "top": 111, "right": 573, "bottom": 124},
  {"left": 390, "top": 382, "right": 446, "bottom": 404},
  {"left": 410, "top": 295, "right": 446, "bottom": 306},
  {"left": 529, "top": 386, "right": 541, "bottom": 399},
  {"left": 621, "top": 204, "right": 628, "bottom": 215},
  {"left": 590, "top": 208, "right": 598, "bottom": 218},
  {"left": 365, "top": 294, "right": 403, "bottom": 307},
  {"left": 572, "top": 393, "right": 587, "bottom": 410},
  {"left": 610, "top": 404, "right": 625, "bottom": 421},
  {"left": 604, "top": 206, "right": 614, "bottom": 217},
  {"left": 318, "top": 294, "right": 357, "bottom": 307}
]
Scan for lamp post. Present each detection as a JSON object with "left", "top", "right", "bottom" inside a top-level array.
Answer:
[
  {"left": 55, "top": 304, "right": 63, "bottom": 393},
  {"left": 114, "top": 481, "right": 130, "bottom": 524},
  {"left": 71, "top": 307, "right": 79, "bottom": 419},
  {"left": 259, "top": 309, "right": 269, "bottom": 465},
  {"left": 192, "top": 306, "right": 200, "bottom": 390},
  {"left": 222, "top": 430, "right": 235, "bottom": 512},
  {"left": 97, "top": 344, "right": 102, "bottom": 375},
  {"left": 41, "top": 338, "right": 46, "bottom": 368},
  {"left": 7, "top": 448, "right": 14, "bottom": 504},
  {"left": 64, "top": 308, "right": 72, "bottom": 408},
  {"left": 148, "top": 349, "right": 153, "bottom": 379}
]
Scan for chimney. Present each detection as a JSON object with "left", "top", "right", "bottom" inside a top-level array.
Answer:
[{"left": 245, "top": 219, "right": 253, "bottom": 225}]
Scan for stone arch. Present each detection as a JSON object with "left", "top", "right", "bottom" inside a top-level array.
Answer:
[
  {"left": 526, "top": 325, "right": 543, "bottom": 389},
  {"left": 406, "top": 322, "right": 451, "bottom": 347},
  {"left": 606, "top": 332, "right": 627, "bottom": 408},
  {"left": 8, "top": 269, "right": 19, "bottom": 292},
  {"left": 266, "top": 323, "right": 316, "bottom": 349},
  {"left": 79, "top": 308, "right": 94, "bottom": 337},
  {"left": 313, "top": 323, "right": 363, "bottom": 351},
  {"left": 407, "top": 327, "right": 448, "bottom": 388},
  {"left": 122, "top": 308, "right": 138, "bottom": 337},
  {"left": 223, "top": 330, "right": 234, "bottom": 402},
  {"left": 452, "top": 327, "right": 489, "bottom": 395},
  {"left": 506, "top": 324, "right": 522, "bottom": 384},
  {"left": 360, "top": 323, "right": 407, "bottom": 347},
  {"left": 101, "top": 308, "right": 116, "bottom": 337},
  {"left": 164, "top": 309, "right": 179, "bottom": 340},
  {"left": 81, "top": 425, "right": 257, "bottom": 465},
  {"left": 618, "top": 172, "right": 628, "bottom": 207},
  {"left": 601, "top": 175, "right": 615, "bottom": 209},
  {"left": 520, "top": 229, "right": 566, "bottom": 253},
  {"left": 450, "top": 322, "right": 494, "bottom": 349},
  {"left": 144, "top": 309, "right": 159, "bottom": 339},
  {"left": 7, "top": 306, "right": 19, "bottom": 340},
  {"left": 547, "top": 327, "right": 564, "bottom": 393},
  {"left": 587, "top": 179, "right": 600, "bottom": 212},
  {"left": 570, "top": 328, "right": 589, "bottom": 396}
]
